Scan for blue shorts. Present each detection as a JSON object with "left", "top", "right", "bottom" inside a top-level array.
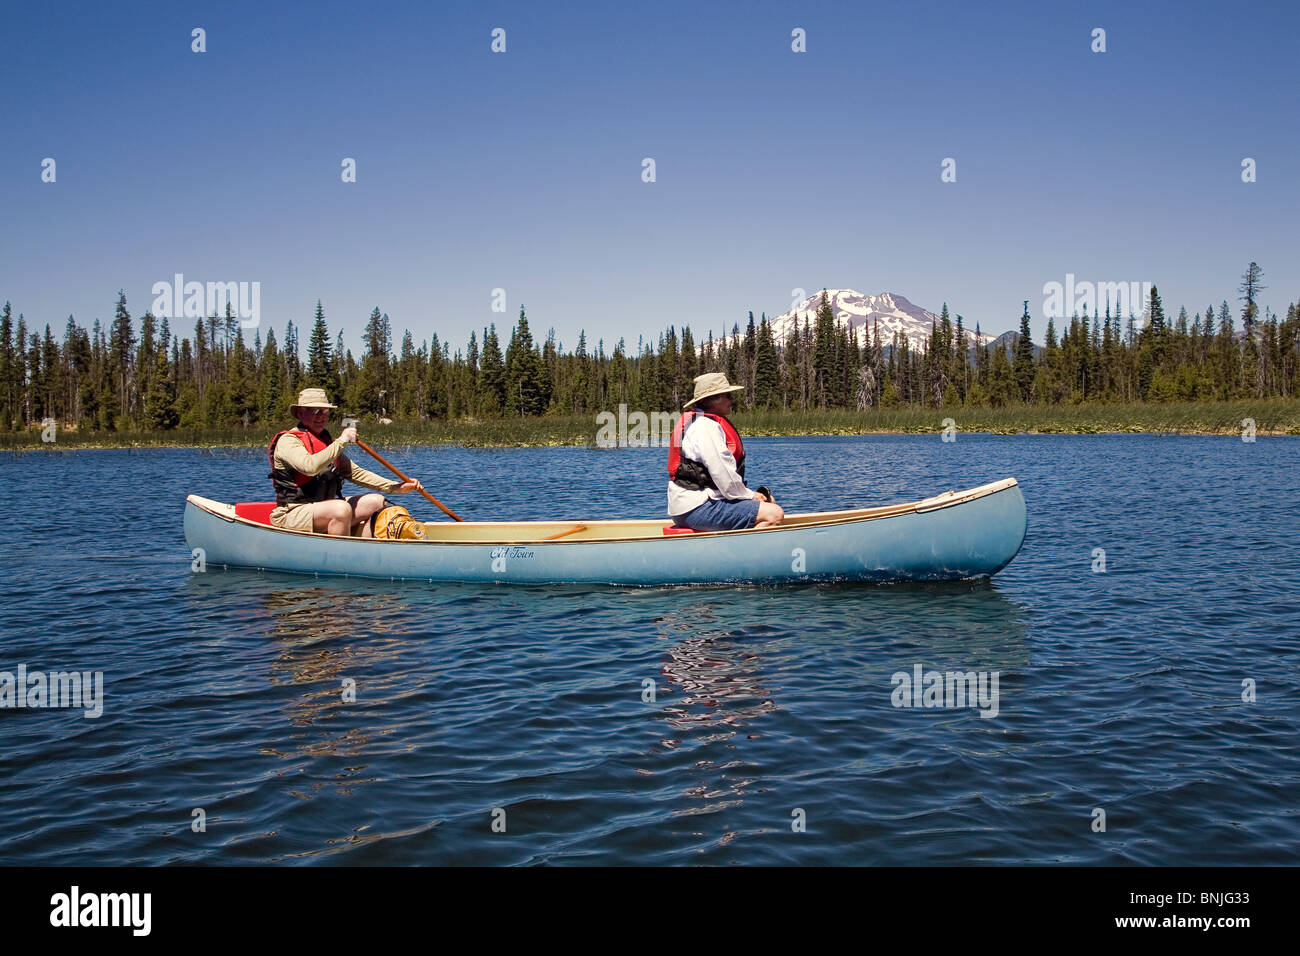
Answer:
[{"left": 674, "top": 496, "right": 761, "bottom": 532}]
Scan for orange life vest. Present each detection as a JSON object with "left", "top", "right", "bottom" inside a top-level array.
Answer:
[
  {"left": 268, "top": 428, "right": 347, "bottom": 506},
  {"left": 667, "top": 411, "right": 746, "bottom": 491}
]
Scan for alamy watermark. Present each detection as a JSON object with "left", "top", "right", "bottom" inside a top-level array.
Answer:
[
  {"left": 151, "top": 273, "right": 261, "bottom": 329},
  {"left": 595, "top": 404, "right": 681, "bottom": 448},
  {"left": 890, "top": 664, "right": 999, "bottom": 718},
  {"left": 1042, "top": 273, "right": 1152, "bottom": 321},
  {"left": 1, "top": 664, "right": 103, "bottom": 718},
  {"left": 50, "top": 886, "right": 150, "bottom": 936}
]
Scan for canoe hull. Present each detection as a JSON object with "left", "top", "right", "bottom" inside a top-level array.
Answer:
[{"left": 183, "top": 479, "right": 1027, "bottom": 586}]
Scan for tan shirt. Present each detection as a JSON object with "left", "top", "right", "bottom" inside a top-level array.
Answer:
[{"left": 273, "top": 432, "right": 401, "bottom": 499}]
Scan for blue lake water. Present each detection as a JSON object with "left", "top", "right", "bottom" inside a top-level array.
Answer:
[{"left": 0, "top": 434, "right": 1297, "bottom": 865}]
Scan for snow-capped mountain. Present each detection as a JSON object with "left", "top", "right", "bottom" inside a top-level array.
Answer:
[{"left": 766, "top": 290, "right": 999, "bottom": 352}]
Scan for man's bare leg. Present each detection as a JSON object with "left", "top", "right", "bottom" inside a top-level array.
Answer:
[
  {"left": 312, "top": 500, "right": 353, "bottom": 536},
  {"left": 754, "top": 501, "right": 785, "bottom": 530},
  {"left": 348, "top": 494, "right": 388, "bottom": 538}
]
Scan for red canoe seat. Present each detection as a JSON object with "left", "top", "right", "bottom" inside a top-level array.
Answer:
[
  {"left": 662, "top": 525, "right": 696, "bottom": 535},
  {"left": 234, "top": 502, "right": 277, "bottom": 526}
]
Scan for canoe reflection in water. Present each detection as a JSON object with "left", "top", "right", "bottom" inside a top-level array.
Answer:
[
  {"left": 653, "top": 604, "right": 780, "bottom": 818},
  {"left": 658, "top": 610, "right": 778, "bottom": 731},
  {"left": 259, "top": 587, "right": 412, "bottom": 778},
  {"left": 649, "top": 582, "right": 1031, "bottom": 823}
]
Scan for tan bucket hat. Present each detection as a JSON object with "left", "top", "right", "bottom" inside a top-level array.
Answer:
[
  {"left": 683, "top": 372, "right": 745, "bottom": 410},
  {"left": 290, "top": 387, "right": 338, "bottom": 416}
]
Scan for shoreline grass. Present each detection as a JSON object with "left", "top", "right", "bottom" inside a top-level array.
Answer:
[{"left": 1, "top": 398, "right": 1296, "bottom": 450}]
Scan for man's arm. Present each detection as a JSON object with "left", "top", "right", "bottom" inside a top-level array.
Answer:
[
  {"left": 338, "top": 457, "right": 401, "bottom": 494},
  {"left": 688, "top": 420, "right": 756, "bottom": 501}
]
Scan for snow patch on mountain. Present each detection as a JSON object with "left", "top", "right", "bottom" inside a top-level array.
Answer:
[{"left": 766, "top": 290, "right": 999, "bottom": 351}]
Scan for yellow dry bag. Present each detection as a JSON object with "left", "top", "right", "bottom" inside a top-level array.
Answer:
[{"left": 372, "top": 504, "right": 426, "bottom": 540}]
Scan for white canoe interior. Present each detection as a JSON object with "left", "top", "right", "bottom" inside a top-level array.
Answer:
[{"left": 186, "top": 477, "right": 1019, "bottom": 545}]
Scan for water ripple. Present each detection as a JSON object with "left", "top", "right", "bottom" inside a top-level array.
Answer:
[{"left": 0, "top": 435, "right": 1297, "bottom": 864}]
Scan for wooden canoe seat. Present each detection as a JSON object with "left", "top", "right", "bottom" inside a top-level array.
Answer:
[
  {"left": 234, "top": 502, "right": 277, "bottom": 526},
  {"left": 662, "top": 525, "right": 696, "bottom": 535}
]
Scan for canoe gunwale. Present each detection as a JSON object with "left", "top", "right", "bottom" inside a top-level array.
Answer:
[{"left": 184, "top": 477, "right": 1020, "bottom": 547}]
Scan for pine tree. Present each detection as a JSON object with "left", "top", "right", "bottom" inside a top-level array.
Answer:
[
  {"left": 609, "top": 338, "right": 628, "bottom": 408},
  {"left": 811, "top": 292, "right": 837, "bottom": 408},
  {"left": 660, "top": 325, "right": 680, "bottom": 409},
  {"left": 22, "top": 331, "right": 38, "bottom": 424},
  {"left": 503, "top": 308, "right": 544, "bottom": 415},
  {"left": 0, "top": 302, "right": 13, "bottom": 430},
  {"left": 282, "top": 320, "right": 301, "bottom": 396},
  {"left": 953, "top": 315, "right": 968, "bottom": 402},
  {"left": 782, "top": 325, "right": 800, "bottom": 409},
  {"left": 990, "top": 337, "right": 1017, "bottom": 407},
  {"left": 108, "top": 291, "right": 135, "bottom": 425},
  {"left": 306, "top": 301, "right": 333, "bottom": 388},
  {"left": 1039, "top": 316, "right": 1062, "bottom": 403},
  {"left": 477, "top": 323, "right": 505, "bottom": 415},
  {"left": 358, "top": 306, "right": 393, "bottom": 416},
  {"left": 258, "top": 328, "right": 283, "bottom": 423},
  {"left": 753, "top": 317, "right": 779, "bottom": 409},
  {"left": 742, "top": 311, "right": 758, "bottom": 400},
  {"left": 844, "top": 322, "right": 865, "bottom": 406},
  {"left": 34, "top": 324, "right": 57, "bottom": 422},
  {"left": 1013, "top": 301, "right": 1035, "bottom": 402},
  {"left": 680, "top": 326, "right": 697, "bottom": 387},
  {"left": 89, "top": 318, "right": 115, "bottom": 429},
  {"left": 1137, "top": 286, "right": 1167, "bottom": 399},
  {"left": 334, "top": 330, "right": 351, "bottom": 404},
  {"left": 338, "top": 339, "right": 359, "bottom": 409},
  {"left": 571, "top": 330, "right": 590, "bottom": 414},
  {"left": 424, "top": 333, "right": 447, "bottom": 418},
  {"left": 226, "top": 325, "right": 256, "bottom": 425},
  {"left": 144, "top": 335, "right": 179, "bottom": 430},
  {"left": 537, "top": 327, "right": 555, "bottom": 412},
  {"left": 973, "top": 324, "right": 988, "bottom": 388},
  {"left": 137, "top": 311, "right": 157, "bottom": 413},
  {"left": 1239, "top": 262, "right": 1265, "bottom": 336},
  {"left": 396, "top": 330, "right": 419, "bottom": 418},
  {"left": 725, "top": 323, "right": 741, "bottom": 387}
]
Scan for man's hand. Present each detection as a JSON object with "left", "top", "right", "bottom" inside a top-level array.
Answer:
[
  {"left": 340, "top": 426, "right": 358, "bottom": 444},
  {"left": 397, "top": 479, "right": 424, "bottom": 494}
]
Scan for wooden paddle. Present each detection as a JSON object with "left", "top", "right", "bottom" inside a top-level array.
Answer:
[
  {"left": 540, "top": 524, "right": 587, "bottom": 541},
  {"left": 355, "top": 439, "right": 464, "bottom": 522}
]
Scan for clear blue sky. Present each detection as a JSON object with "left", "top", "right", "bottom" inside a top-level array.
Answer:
[{"left": 2, "top": 0, "right": 1295, "bottom": 354}]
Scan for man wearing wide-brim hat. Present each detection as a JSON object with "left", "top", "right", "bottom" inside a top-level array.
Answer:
[
  {"left": 666, "top": 373, "right": 784, "bottom": 531},
  {"left": 268, "top": 388, "right": 423, "bottom": 536}
]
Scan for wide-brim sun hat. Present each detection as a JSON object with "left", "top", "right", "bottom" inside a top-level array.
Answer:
[
  {"left": 290, "top": 387, "right": 338, "bottom": 416},
  {"left": 683, "top": 372, "right": 745, "bottom": 410}
]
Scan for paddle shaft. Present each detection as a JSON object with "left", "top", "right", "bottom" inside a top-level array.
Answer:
[{"left": 355, "top": 439, "right": 464, "bottom": 522}]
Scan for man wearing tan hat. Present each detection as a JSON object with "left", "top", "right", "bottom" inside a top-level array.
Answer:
[
  {"left": 268, "top": 388, "right": 423, "bottom": 536},
  {"left": 666, "top": 373, "right": 783, "bottom": 531}
]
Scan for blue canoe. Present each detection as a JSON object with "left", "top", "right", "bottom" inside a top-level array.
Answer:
[{"left": 183, "top": 477, "right": 1026, "bottom": 586}]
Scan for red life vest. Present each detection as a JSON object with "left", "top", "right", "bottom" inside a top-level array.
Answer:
[
  {"left": 667, "top": 411, "right": 746, "bottom": 491},
  {"left": 268, "top": 428, "right": 348, "bottom": 505}
]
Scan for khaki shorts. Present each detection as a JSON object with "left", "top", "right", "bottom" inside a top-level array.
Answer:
[
  {"left": 270, "top": 503, "right": 318, "bottom": 532},
  {"left": 270, "top": 498, "right": 375, "bottom": 535}
]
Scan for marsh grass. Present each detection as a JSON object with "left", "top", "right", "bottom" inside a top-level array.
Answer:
[{"left": 2, "top": 398, "right": 1296, "bottom": 450}]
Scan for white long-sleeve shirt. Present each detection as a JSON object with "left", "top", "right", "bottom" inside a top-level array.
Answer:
[{"left": 666, "top": 416, "right": 757, "bottom": 516}]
